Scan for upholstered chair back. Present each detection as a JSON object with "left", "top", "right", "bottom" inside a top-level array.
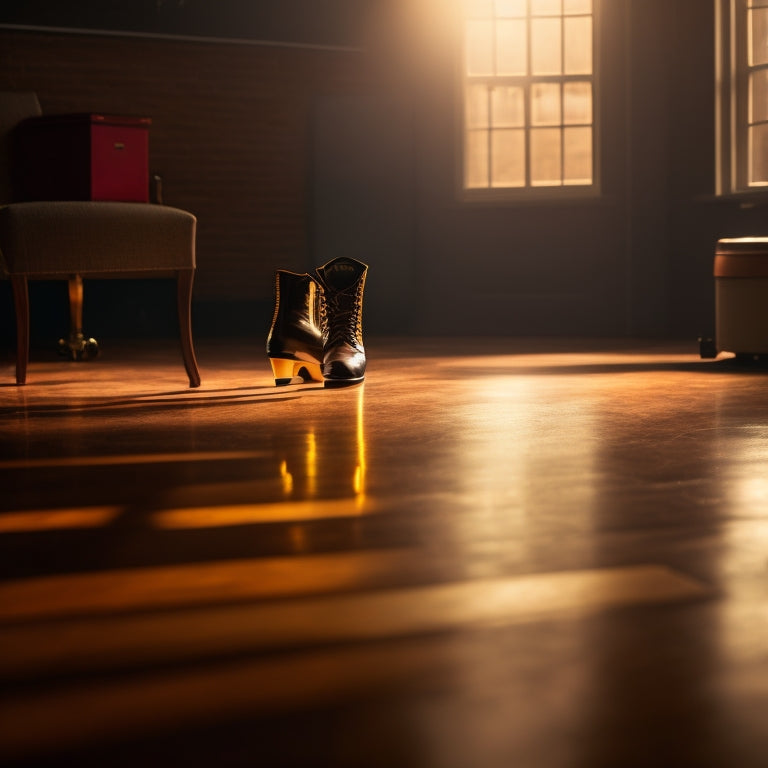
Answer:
[{"left": 0, "top": 91, "right": 42, "bottom": 204}]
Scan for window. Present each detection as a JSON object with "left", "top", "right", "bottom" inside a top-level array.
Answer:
[
  {"left": 462, "top": 0, "right": 596, "bottom": 196},
  {"left": 717, "top": 0, "right": 768, "bottom": 193}
]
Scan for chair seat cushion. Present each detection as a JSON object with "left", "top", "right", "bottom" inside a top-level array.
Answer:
[{"left": 0, "top": 201, "right": 196, "bottom": 276}]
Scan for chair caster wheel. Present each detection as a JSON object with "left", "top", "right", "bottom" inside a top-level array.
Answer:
[
  {"left": 58, "top": 333, "right": 99, "bottom": 361},
  {"left": 698, "top": 337, "right": 717, "bottom": 359},
  {"left": 82, "top": 338, "right": 99, "bottom": 359}
]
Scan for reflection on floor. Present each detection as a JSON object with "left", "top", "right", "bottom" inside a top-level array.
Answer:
[{"left": 2, "top": 337, "right": 768, "bottom": 767}]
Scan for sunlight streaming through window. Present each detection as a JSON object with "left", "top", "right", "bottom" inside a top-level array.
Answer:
[{"left": 463, "top": 0, "right": 595, "bottom": 192}]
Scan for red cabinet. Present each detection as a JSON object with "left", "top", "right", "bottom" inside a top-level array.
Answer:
[{"left": 15, "top": 113, "right": 151, "bottom": 203}]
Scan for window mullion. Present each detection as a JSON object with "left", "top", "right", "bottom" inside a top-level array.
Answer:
[
  {"left": 560, "top": 9, "right": 566, "bottom": 185},
  {"left": 526, "top": 0, "right": 533, "bottom": 187},
  {"left": 462, "top": 0, "right": 596, "bottom": 195},
  {"left": 736, "top": 0, "right": 750, "bottom": 188},
  {"left": 560, "top": 82, "right": 566, "bottom": 186},
  {"left": 487, "top": 85, "right": 493, "bottom": 187}
]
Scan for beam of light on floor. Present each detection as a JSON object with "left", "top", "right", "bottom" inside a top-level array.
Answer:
[
  {"left": 0, "top": 549, "right": 414, "bottom": 623},
  {"left": 0, "top": 564, "right": 710, "bottom": 677},
  {"left": 0, "top": 507, "right": 121, "bottom": 532},
  {"left": 152, "top": 496, "right": 373, "bottom": 529},
  {"left": 0, "top": 451, "right": 268, "bottom": 470}
]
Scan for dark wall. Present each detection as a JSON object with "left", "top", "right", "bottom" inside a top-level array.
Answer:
[
  {"left": 0, "top": 0, "right": 371, "bottom": 47},
  {"left": 2, "top": 0, "right": 766, "bottom": 346},
  {"left": 664, "top": 0, "right": 768, "bottom": 340},
  {"left": 305, "top": 0, "right": 765, "bottom": 339},
  {"left": 402, "top": 0, "right": 632, "bottom": 336},
  {"left": 0, "top": 26, "right": 368, "bottom": 342},
  {"left": 327, "top": 0, "right": 632, "bottom": 336},
  {"left": 358, "top": 0, "right": 767, "bottom": 339}
]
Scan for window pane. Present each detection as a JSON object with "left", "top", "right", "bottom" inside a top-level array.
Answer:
[
  {"left": 492, "top": 86, "right": 525, "bottom": 127},
  {"left": 749, "top": 124, "right": 768, "bottom": 185},
  {"left": 564, "top": 81, "right": 592, "bottom": 124},
  {"left": 750, "top": 8, "right": 768, "bottom": 66},
  {"left": 495, "top": 0, "right": 526, "bottom": 16},
  {"left": 465, "top": 0, "right": 494, "bottom": 18},
  {"left": 466, "top": 20, "right": 495, "bottom": 75},
  {"left": 496, "top": 19, "right": 527, "bottom": 74},
  {"left": 531, "top": 0, "right": 562, "bottom": 16},
  {"left": 491, "top": 129, "right": 526, "bottom": 186},
  {"left": 564, "top": 0, "right": 592, "bottom": 13},
  {"left": 564, "top": 126, "right": 592, "bottom": 184},
  {"left": 751, "top": 69, "right": 768, "bottom": 123},
  {"left": 532, "top": 83, "right": 562, "bottom": 125},
  {"left": 466, "top": 130, "right": 490, "bottom": 187},
  {"left": 564, "top": 16, "right": 592, "bottom": 74},
  {"left": 466, "top": 84, "right": 490, "bottom": 128},
  {"left": 531, "top": 18, "right": 562, "bottom": 74},
  {"left": 531, "top": 127, "right": 562, "bottom": 185}
]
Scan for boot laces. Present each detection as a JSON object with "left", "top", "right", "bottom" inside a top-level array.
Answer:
[{"left": 320, "top": 286, "right": 362, "bottom": 347}]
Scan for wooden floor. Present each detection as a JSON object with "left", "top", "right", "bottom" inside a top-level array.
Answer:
[{"left": 2, "top": 337, "right": 768, "bottom": 767}]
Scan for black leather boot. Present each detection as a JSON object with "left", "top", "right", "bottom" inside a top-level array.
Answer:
[
  {"left": 314, "top": 257, "right": 368, "bottom": 388},
  {"left": 266, "top": 270, "right": 323, "bottom": 386}
]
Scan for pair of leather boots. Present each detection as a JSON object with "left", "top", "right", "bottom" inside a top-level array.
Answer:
[{"left": 266, "top": 256, "right": 368, "bottom": 388}]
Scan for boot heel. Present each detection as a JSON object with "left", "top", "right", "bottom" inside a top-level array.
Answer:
[
  {"left": 266, "top": 270, "right": 324, "bottom": 386},
  {"left": 270, "top": 358, "right": 299, "bottom": 385},
  {"left": 270, "top": 358, "right": 323, "bottom": 386},
  {"left": 300, "top": 361, "right": 323, "bottom": 383}
]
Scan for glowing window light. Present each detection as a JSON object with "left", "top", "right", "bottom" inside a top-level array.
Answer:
[
  {"left": 305, "top": 430, "right": 318, "bottom": 497},
  {"left": 280, "top": 460, "right": 294, "bottom": 495},
  {"left": 153, "top": 388, "right": 370, "bottom": 528},
  {"left": 463, "top": 0, "right": 595, "bottom": 192}
]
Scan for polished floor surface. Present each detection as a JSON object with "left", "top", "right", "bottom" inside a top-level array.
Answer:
[{"left": 2, "top": 337, "right": 768, "bottom": 767}]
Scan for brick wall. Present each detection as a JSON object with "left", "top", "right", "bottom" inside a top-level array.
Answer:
[{"left": 0, "top": 28, "right": 367, "bottom": 321}]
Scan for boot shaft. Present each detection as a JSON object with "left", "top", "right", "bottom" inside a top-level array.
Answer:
[
  {"left": 266, "top": 270, "right": 322, "bottom": 361},
  {"left": 313, "top": 257, "right": 368, "bottom": 386},
  {"left": 314, "top": 257, "right": 368, "bottom": 349}
]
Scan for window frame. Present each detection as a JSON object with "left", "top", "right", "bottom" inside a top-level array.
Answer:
[
  {"left": 457, "top": 0, "right": 602, "bottom": 202},
  {"left": 716, "top": 0, "right": 768, "bottom": 196}
]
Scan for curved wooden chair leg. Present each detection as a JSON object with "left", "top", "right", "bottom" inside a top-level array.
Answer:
[
  {"left": 58, "top": 274, "right": 98, "bottom": 360},
  {"left": 10, "top": 275, "right": 29, "bottom": 385},
  {"left": 69, "top": 274, "right": 84, "bottom": 337},
  {"left": 176, "top": 269, "right": 201, "bottom": 388}
]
